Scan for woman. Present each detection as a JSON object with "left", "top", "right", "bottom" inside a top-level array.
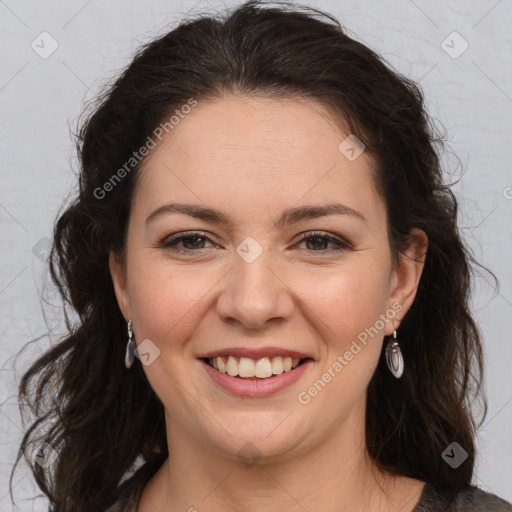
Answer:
[{"left": 11, "top": 1, "right": 512, "bottom": 510}]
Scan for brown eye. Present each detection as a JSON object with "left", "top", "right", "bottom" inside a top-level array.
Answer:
[
  {"left": 295, "top": 231, "right": 350, "bottom": 253},
  {"left": 160, "top": 232, "right": 215, "bottom": 254}
]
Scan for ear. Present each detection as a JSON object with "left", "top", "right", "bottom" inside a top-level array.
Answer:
[
  {"left": 109, "top": 251, "right": 131, "bottom": 321},
  {"left": 385, "top": 228, "right": 428, "bottom": 335}
]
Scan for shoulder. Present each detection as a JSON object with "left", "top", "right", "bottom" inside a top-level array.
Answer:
[{"left": 415, "top": 482, "right": 512, "bottom": 511}]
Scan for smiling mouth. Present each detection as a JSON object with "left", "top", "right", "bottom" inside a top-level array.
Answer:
[{"left": 203, "top": 356, "right": 312, "bottom": 380}]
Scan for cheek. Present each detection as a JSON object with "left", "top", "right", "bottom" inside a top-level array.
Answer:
[
  {"left": 306, "top": 262, "right": 391, "bottom": 335},
  {"left": 130, "top": 267, "right": 170, "bottom": 320},
  {"left": 127, "top": 257, "right": 219, "bottom": 346},
  {"left": 307, "top": 267, "right": 390, "bottom": 408}
]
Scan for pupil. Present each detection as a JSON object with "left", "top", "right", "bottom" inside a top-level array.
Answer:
[
  {"left": 308, "top": 236, "right": 326, "bottom": 250},
  {"left": 185, "top": 236, "right": 203, "bottom": 249}
]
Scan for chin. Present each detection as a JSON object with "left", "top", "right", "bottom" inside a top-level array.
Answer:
[{"left": 204, "top": 417, "right": 306, "bottom": 464}]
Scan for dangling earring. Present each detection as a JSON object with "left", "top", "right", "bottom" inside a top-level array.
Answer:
[
  {"left": 385, "top": 330, "right": 404, "bottom": 379},
  {"left": 125, "top": 319, "right": 135, "bottom": 369}
]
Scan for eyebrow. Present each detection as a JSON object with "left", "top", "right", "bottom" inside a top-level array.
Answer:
[{"left": 145, "top": 202, "right": 367, "bottom": 227}]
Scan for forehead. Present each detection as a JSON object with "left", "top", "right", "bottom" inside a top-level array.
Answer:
[{"left": 133, "top": 95, "right": 386, "bottom": 228}]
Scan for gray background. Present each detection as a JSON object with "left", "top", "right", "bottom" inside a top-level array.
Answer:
[{"left": 1, "top": 0, "right": 511, "bottom": 509}]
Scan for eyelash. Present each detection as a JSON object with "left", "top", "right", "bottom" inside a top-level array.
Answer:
[{"left": 159, "top": 231, "right": 351, "bottom": 255}]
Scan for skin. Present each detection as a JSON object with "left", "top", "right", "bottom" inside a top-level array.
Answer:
[{"left": 110, "top": 95, "right": 429, "bottom": 512}]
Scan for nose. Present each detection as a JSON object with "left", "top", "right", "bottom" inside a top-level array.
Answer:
[{"left": 216, "top": 250, "right": 295, "bottom": 331}]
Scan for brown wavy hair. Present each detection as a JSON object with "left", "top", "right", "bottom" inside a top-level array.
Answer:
[{"left": 11, "top": 1, "right": 490, "bottom": 510}]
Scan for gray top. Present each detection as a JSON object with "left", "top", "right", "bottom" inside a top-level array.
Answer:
[{"left": 105, "top": 472, "right": 512, "bottom": 512}]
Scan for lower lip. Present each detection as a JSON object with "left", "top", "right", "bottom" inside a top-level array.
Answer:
[{"left": 200, "top": 359, "right": 313, "bottom": 397}]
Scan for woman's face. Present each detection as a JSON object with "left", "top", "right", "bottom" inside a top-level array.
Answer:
[{"left": 110, "top": 95, "right": 426, "bottom": 462}]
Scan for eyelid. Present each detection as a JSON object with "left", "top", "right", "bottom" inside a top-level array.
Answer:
[
  {"left": 295, "top": 230, "right": 352, "bottom": 249},
  {"left": 159, "top": 230, "right": 352, "bottom": 254},
  {"left": 159, "top": 230, "right": 218, "bottom": 249}
]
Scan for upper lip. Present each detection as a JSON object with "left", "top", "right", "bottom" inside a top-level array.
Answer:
[{"left": 198, "top": 346, "right": 314, "bottom": 360}]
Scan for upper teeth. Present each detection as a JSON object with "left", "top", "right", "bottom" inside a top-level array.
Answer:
[{"left": 210, "top": 356, "right": 301, "bottom": 378}]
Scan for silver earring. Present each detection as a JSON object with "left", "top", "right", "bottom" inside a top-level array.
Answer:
[
  {"left": 125, "top": 320, "right": 135, "bottom": 369},
  {"left": 385, "top": 330, "right": 404, "bottom": 379}
]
